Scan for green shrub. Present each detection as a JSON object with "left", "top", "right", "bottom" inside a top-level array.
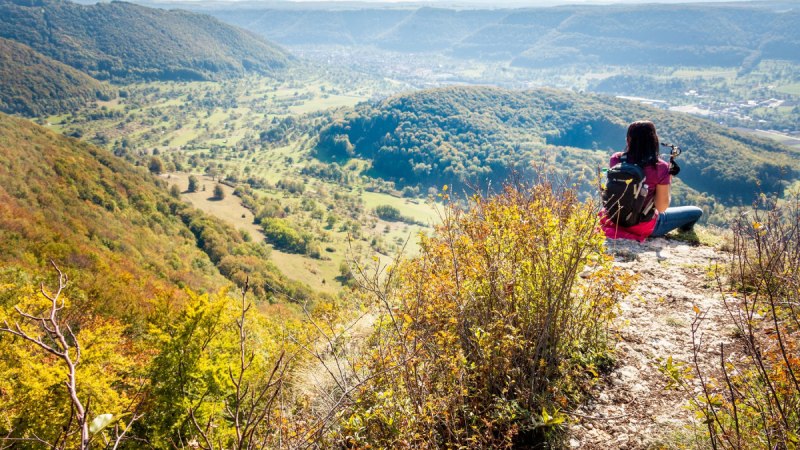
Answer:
[
  {"left": 213, "top": 183, "right": 225, "bottom": 200},
  {"left": 188, "top": 175, "right": 199, "bottom": 193},
  {"left": 262, "top": 218, "right": 308, "bottom": 254},
  {"left": 374, "top": 204, "right": 403, "bottom": 221},
  {"left": 148, "top": 156, "right": 164, "bottom": 174}
]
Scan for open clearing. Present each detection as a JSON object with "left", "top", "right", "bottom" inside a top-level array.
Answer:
[
  {"left": 671, "top": 67, "right": 737, "bottom": 80},
  {"left": 774, "top": 83, "right": 800, "bottom": 96},
  {"left": 737, "top": 128, "right": 800, "bottom": 151},
  {"left": 163, "top": 172, "right": 266, "bottom": 242},
  {"left": 163, "top": 172, "right": 341, "bottom": 294}
]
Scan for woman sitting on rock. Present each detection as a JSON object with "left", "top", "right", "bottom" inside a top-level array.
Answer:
[{"left": 600, "top": 120, "right": 703, "bottom": 242}]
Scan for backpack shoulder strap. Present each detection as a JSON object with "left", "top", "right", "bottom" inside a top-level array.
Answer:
[{"left": 619, "top": 152, "right": 647, "bottom": 169}]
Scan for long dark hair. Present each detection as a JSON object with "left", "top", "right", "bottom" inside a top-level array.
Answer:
[{"left": 625, "top": 120, "right": 659, "bottom": 167}]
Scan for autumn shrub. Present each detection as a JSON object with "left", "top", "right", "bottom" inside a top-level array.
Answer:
[
  {"left": 0, "top": 268, "right": 338, "bottom": 449},
  {"left": 0, "top": 273, "right": 141, "bottom": 448},
  {"left": 331, "top": 182, "right": 632, "bottom": 448},
  {"left": 139, "top": 287, "right": 308, "bottom": 448},
  {"left": 683, "top": 197, "right": 800, "bottom": 449}
]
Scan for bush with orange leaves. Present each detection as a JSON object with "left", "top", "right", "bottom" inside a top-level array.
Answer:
[
  {"left": 332, "top": 182, "right": 633, "bottom": 448},
  {"left": 674, "top": 197, "right": 800, "bottom": 449}
]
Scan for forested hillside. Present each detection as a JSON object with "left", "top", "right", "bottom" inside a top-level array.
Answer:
[
  {"left": 0, "top": 0, "right": 291, "bottom": 81},
  {"left": 0, "top": 113, "right": 314, "bottom": 329},
  {"left": 0, "top": 38, "right": 115, "bottom": 116},
  {"left": 209, "top": 3, "right": 800, "bottom": 69},
  {"left": 316, "top": 86, "right": 799, "bottom": 205}
]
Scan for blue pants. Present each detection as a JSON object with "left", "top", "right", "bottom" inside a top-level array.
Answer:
[{"left": 650, "top": 206, "right": 703, "bottom": 237}]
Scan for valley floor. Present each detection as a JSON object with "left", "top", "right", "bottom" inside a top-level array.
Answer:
[
  {"left": 162, "top": 172, "right": 345, "bottom": 295},
  {"left": 569, "top": 238, "right": 732, "bottom": 449}
]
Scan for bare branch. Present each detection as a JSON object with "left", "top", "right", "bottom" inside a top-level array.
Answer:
[
  {"left": 1, "top": 431, "right": 57, "bottom": 450},
  {"left": 188, "top": 403, "right": 214, "bottom": 450},
  {"left": 110, "top": 413, "right": 144, "bottom": 450},
  {"left": 0, "top": 262, "right": 89, "bottom": 449}
]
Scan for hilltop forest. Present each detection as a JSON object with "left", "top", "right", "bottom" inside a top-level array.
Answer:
[
  {"left": 317, "top": 86, "right": 798, "bottom": 209},
  {"left": 0, "top": 113, "right": 317, "bottom": 318},
  {"left": 0, "top": 38, "right": 116, "bottom": 117},
  {"left": 0, "top": 0, "right": 294, "bottom": 116},
  {"left": 0, "top": 0, "right": 291, "bottom": 82}
]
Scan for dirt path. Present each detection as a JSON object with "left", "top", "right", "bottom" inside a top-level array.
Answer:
[{"left": 568, "top": 238, "right": 733, "bottom": 449}]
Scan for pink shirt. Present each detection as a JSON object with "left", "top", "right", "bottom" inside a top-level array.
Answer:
[{"left": 600, "top": 152, "right": 671, "bottom": 242}]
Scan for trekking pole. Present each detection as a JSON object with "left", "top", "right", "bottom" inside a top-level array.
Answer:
[
  {"left": 660, "top": 142, "right": 682, "bottom": 158},
  {"left": 661, "top": 142, "right": 682, "bottom": 176}
]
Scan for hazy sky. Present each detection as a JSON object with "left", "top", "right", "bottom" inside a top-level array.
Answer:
[
  {"left": 134, "top": 0, "right": 782, "bottom": 12},
  {"left": 285, "top": 0, "right": 737, "bottom": 3},
  {"left": 144, "top": 0, "right": 766, "bottom": 4}
]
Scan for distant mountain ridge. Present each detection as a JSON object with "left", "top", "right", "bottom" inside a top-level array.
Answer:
[
  {"left": 0, "top": 0, "right": 292, "bottom": 81},
  {"left": 0, "top": 38, "right": 115, "bottom": 116},
  {"left": 209, "top": 3, "right": 799, "bottom": 69},
  {"left": 316, "top": 86, "right": 799, "bottom": 205}
]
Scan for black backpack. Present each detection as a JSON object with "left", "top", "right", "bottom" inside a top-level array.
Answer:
[{"left": 601, "top": 154, "right": 655, "bottom": 227}]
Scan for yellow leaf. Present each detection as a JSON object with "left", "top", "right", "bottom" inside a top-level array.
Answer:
[{"left": 692, "top": 305, "right": 700, "bottom": 315}]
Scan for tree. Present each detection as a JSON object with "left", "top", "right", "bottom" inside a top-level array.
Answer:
[
  {"left": 374, "top": 204, "right": 402, "bottom": 221},
  {"left": 261, "top": 218, "right": 308, "bottom": 253},
  {"left": 148, "top": 156, "right": 164, "bottom": 174},
  {"left": 0, "top": 263, "right": 141, "bottom": 449},
  {"left": 336, "top": 260, "right": 354, "bottom": 286},
  {"left": 144, "top": 286, "right": 292, "bottom": 449},
  {"left": 325, "top": 214, "right": 338, "bottom": 229},
  {"left": 213, "top": 183, "right": 225, "bottom": 200},
  {"left": 0, "top": 264, "right": 91, "bottom": 448},
  {"left": 169, "top": 184, "right": 181, "bottom": 199},
  {"left": 188, "top": 175, "right": 199, "bottom": 193}
]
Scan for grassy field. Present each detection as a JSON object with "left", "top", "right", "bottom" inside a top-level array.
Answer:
[
  {"left": 162, "top": 172, "right": 266, "bottom": 241},
  {"left": 70, "top": 72, "right": 435, "bottom": 295},
  {"left": 774, "top": 83, "right": 800, "bottom": 96},
  {"left": 739, "top": 128, "right": 800, "bottom": 151},
  {"left": 362, "top": 192, "right": 439, "bottom": 225},
  {"left": 671, "top": 68, "right": 737, "bottom": 80},
  {"left": 163, "top": 172, "right": 357, "bottom": 295}
]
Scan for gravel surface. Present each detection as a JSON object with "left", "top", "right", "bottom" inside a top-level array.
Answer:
[{"left": 568, "top": 238, "right": 733, "bottom": 449}]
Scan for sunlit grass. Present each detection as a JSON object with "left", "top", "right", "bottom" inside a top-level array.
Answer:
[
  {"left": 670, "top": 67, "right": 737, "bottom": 80},
  {"left": 774, "top": 83, "right": 800, "bottom": 96}
]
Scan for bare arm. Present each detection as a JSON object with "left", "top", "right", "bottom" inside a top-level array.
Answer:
[{"left": 655, "top": 183, "right": 670, "bottom": 212}]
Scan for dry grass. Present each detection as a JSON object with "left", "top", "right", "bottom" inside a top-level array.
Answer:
[{"left": 163, "top": 172, "right": 265, "bottom": 242}]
